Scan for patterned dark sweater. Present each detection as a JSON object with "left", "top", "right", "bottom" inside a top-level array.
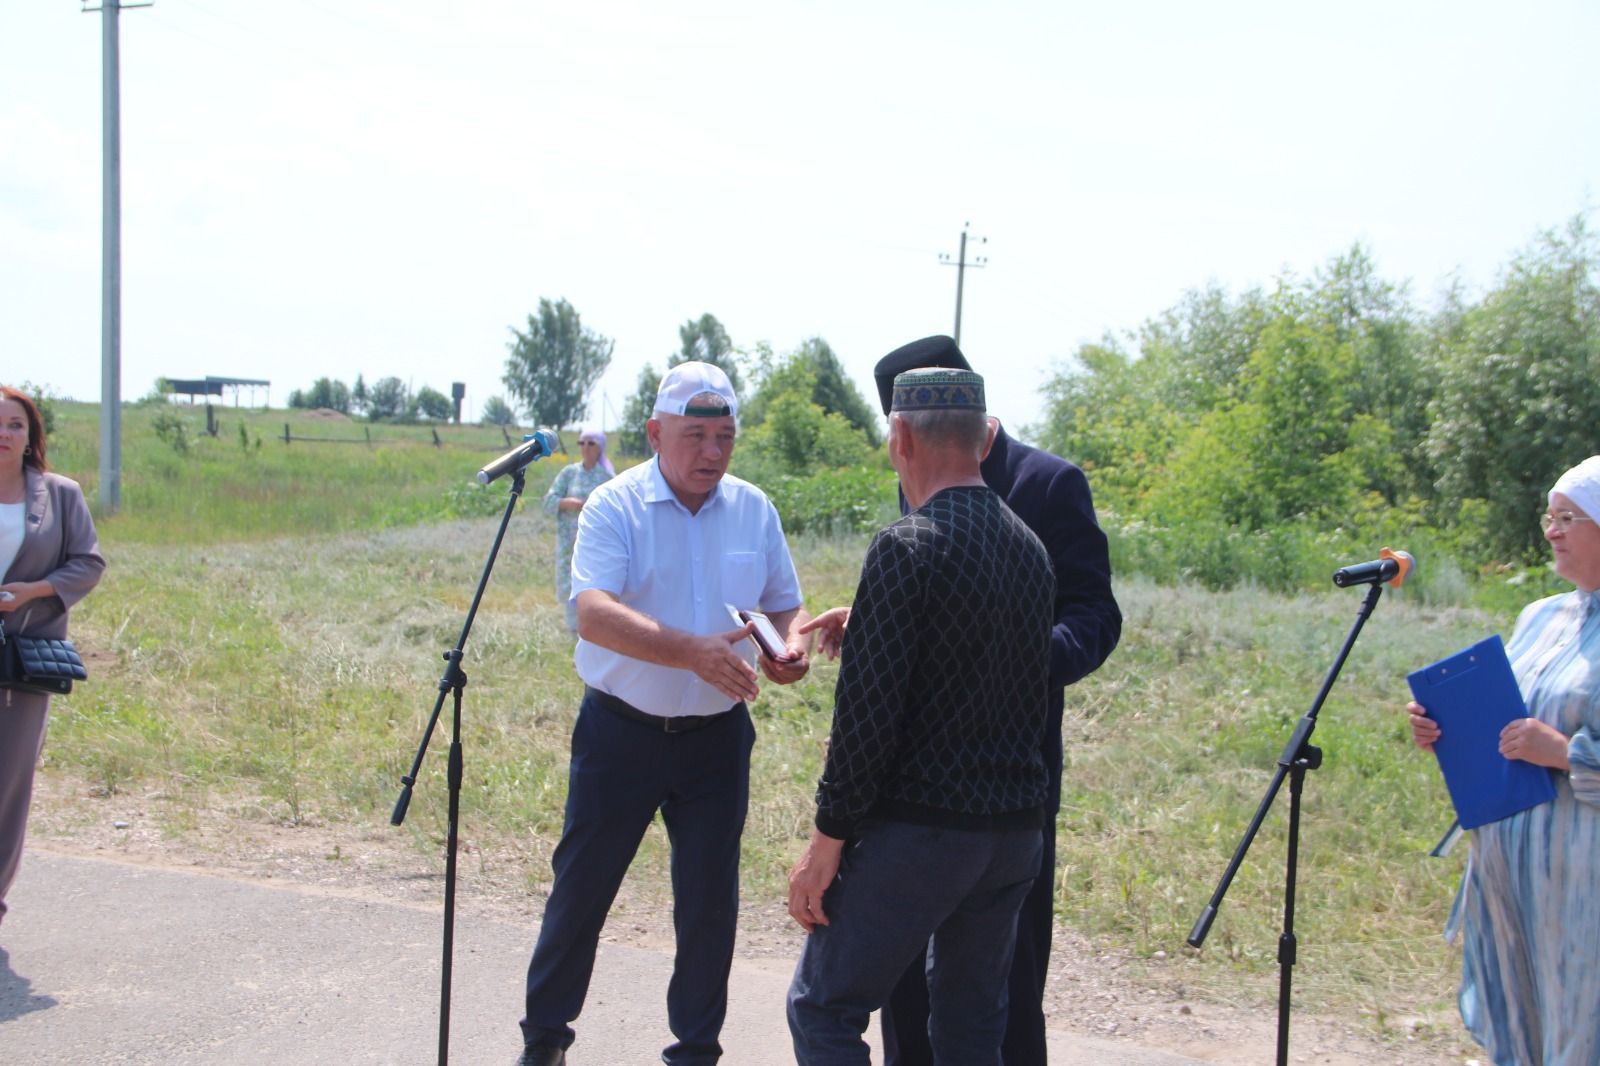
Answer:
[{"left": 814, "top": 485, "right": 1056, "bottom": 839}]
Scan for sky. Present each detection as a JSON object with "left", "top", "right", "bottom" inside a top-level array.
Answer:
[{"left": 4, "top": 0, "right": 1597, "bottom": 439}]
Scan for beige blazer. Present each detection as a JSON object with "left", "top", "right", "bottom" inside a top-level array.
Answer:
[{"left": 2, "top": 469, "right": 106, "bottom": 641}]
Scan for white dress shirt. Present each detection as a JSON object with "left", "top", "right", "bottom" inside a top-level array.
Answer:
[{"left": 570, "top": 457, "right": 803, "bottom": 717}]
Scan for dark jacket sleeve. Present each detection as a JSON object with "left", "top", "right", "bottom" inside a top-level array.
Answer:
[
  {"left": 1037, "top": 462, "right": 1120, "bottom": 689},
  {"left": 813, "top": 528, "right": 920, "bottom": 840}
]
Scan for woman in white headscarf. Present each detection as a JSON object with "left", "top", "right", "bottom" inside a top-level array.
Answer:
[
  {"left": 541, "top": 430, "right": 613, "bottom": 632},
  {"left": 1406, "top": 455, "right": 1600, "bottom": 1066}
]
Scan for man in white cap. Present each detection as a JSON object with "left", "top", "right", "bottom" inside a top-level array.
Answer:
[{"left": 515, "top": 361, "right": 812, "bottom": 1066}]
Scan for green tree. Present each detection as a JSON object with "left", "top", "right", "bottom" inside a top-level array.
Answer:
[
  {"left": 480, "top": 395, "right": 517, "bottom": 427},
  {"left": 670, "top": 313, "right": 743, "bottom": 396},
  {"left": 415, "top": 385, "right": 453, "bottom": 421},
  {"left": 617, "top": 363, "right": 662, "bottom": 456},
  {"left": 299, "top": 377, "right": 352, "bottom": 413},
  {"left": 1036, "top": 339, "right": 1182, "bottom": 511},
  {"left": 742, "top": 391, "right": 870, "bottom": 475},
  {"left": 1151, "top": 311, "right": 1363, "bottom": 529},
  {"left": 735, "top": 344, "right": 877, "bottom": 477},
  {"left": 1038, "top": 245, "right": 1430, "bottom": 524},
  {"left": 503, "top": 298, "right": 614, "bottom": 429},
  {"left": 351, "top": 374, "right": 369, "bottom": 414},
  {"left": 1308, "top": 247, "right": 1431, "bottom": 503},
  {"left": 742, "top": 337, "right": 882, "bottom": 446},
  {"left": 366, "top": 376, "right": 410, "bottom": 421},
  {"left": 1424, "top": 217, "right": 1600, "bottom": 559}
]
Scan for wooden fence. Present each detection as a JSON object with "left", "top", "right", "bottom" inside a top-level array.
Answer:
[{"left": 280, "top": 424, "right": 524, "bottom": 451}]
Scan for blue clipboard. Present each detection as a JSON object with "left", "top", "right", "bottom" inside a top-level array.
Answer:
[{"left": 1406, "top": 635, "right": 1557, "bottom": 830}]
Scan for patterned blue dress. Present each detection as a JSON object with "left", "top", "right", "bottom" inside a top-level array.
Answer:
[
  {"left": 542, "top": 462, "right": 612, "bottom": 632},
  {"left": 1447, "top": 588, "right": 1600, "bottom": 1065}
]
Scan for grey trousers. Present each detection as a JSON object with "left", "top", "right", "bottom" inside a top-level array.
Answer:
[{"left": 0, "top": 689, "right": 50, "bottom": 924}]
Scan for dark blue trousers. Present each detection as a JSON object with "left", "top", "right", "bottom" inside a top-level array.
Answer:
[
  {"left": 787, "top": 820, "right": 1041, "bottom": 1066},
  {"left": 881, "top": 824, "right": 1055, "bottom": 1065},
  {"left": 520, "top": 691, "right": 754, "bottom": 1066}
]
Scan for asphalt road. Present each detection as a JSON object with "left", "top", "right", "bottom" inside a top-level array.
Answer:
[{"left": 0, "top": 848, "right": 1210, "bottom": 1065}]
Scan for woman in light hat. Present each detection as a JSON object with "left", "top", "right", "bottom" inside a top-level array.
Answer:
[
  {"left": 1406, "top": 455, "right": 1600, "bottom": 1065},
  {"left": 542, "top": 430, "right": 613, "bottom": 633}
]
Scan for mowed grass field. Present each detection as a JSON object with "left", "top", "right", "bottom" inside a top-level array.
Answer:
[{"left": 41, "top": 400, "right": 1501, "bottom": 1044}]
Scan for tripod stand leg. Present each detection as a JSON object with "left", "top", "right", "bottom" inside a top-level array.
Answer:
[
  {"left": 440, "top": 688, "right": 463, "bottom": 1066},
  {"left": 1276, "top": 757, "right": 1313, "bottom": 1066}
]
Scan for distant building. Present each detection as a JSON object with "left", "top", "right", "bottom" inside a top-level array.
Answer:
[{"left": 165, "top": 376, "right": 271, "bottom": 406}]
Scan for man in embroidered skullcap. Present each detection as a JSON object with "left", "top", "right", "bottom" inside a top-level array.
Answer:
[
  {"left": 849, "top": 335, "right": 1121, "bottom": 1066},
  {"left": 785, "top": 368, "right": 1057, "bottom": 1064},
  {"left": 801, "top": 337, "right": 1120, "bottom": 1064}
]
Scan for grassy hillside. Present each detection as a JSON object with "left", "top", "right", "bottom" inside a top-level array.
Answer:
[
  {"left": 49, "top": 400, "right": 571, "bottom": 542},
  {"left": 39, "top": 401, "right": 1509, "bottom": 1041}
]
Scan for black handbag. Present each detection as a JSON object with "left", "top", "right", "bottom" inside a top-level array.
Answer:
[{"left": 0, "top": 618, "right": 88, "bottom": 696}]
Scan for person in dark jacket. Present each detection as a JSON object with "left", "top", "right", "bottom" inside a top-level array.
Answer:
[
  {"left": 804, "top": 336, "right": 1121, "bottom": 1065},
  {"left": 787, "top": 367, "right": 1055, "bottom": 1064}
]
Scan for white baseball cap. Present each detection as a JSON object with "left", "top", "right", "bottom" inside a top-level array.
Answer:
[{"left": 653, "top": 361, "right": 739, "bottom": 420}]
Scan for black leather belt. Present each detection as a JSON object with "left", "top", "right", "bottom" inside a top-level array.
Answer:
[{"left": 586, "top": 687, "right": 735, "bottom": 734}]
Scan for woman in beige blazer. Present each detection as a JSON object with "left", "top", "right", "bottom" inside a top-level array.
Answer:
[{"left": 0, "top": 386, "right": 105, "bottom": 925}]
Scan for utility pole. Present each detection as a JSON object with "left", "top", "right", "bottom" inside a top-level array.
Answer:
[
  {"left": 939, "top": 222, "right": 987, "bottom": 347},
  {"left": 83, "top": 0, "right": 151, "bottom": 514}
]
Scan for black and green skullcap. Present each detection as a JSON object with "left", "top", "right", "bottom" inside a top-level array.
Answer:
[{"left": 890, "top": 368, "right": 986, "bottom": 413}]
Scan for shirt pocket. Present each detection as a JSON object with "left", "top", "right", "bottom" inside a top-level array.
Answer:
[{"left": 721, "top": 551, "right": 764, "bottom": 609}]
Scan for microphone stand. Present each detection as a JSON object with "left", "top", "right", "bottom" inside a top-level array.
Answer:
[
  {"left": 391, "top": 465, "right": 530, "bottom": 1066},
  {"left": 1186, "top": 579, "right": 1386, "bottom": 1066}
]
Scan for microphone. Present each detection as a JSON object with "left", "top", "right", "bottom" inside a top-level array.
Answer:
[
  {"left": 477, "top": 430, "right": 557, "bottom": 485},
  {"left": 1332, "top": 547, "right": 1415, "bottom": 588}
]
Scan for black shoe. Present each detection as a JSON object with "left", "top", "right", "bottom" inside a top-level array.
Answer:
[{"left": 515, "top": 1046, "right": 566, "bottom": 1066}]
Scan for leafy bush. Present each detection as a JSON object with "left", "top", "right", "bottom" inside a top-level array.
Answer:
[
  {"left": 289, "top": 378, "right": 353, "bottom": 413},
  {"left": 150, "top": 411, "right": 191, "bottom": 455},
  {"left": 756, "top": 465, "right": 898, "bottom": 535},
  {"left": 1036, "top": 220, "right": 1600, "bottom": 570},
  {"left": 17, "top": 380, "right": 58, "bottom": 435},
  {"left": 366, "top": 377, "right": 410, "bottom": 421},
  {"left": 1104, "top": 503, "right": 1481, "bottom": 607},
  {"left": 415, "top": 386, "right": 453, "bottom": 421},
  {"left": 481, "top": 395, "right": 517, "bottom": 427}
]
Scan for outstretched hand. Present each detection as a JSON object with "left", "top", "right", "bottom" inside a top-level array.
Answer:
[
  {"left": 797, "top": 607, "right": 851, "bottom": 660},
  {"left": 689, "top": 625, "right": 762, "bottom": 703}
]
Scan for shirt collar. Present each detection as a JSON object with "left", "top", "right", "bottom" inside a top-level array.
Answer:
[{"left": 642, "top": 455, "right": 724, "bottom": 513}]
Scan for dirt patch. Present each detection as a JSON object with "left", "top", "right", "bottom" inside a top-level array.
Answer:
[{"left": 26, "top": 773, "right": 1478, "bottom": 1065}]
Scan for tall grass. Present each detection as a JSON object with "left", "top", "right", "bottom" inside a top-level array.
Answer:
[
  {"left": 1055, "top": 577, "right": 1501, "bottom": 1024},
  {"left": 49, "top": 402, "right": 573, "bottom": 543}
]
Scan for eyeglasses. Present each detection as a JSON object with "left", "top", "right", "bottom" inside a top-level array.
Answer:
[
  {"left": 578, "top": 440, "right": 599, "bottom": 447},
  {"left": 1541, "top": 510, "right": 1595, "bottom": 533}
]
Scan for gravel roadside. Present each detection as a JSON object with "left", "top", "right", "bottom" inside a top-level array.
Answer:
[{"left": 22, "top": 774, "right": 1478, "bottom": 1066}]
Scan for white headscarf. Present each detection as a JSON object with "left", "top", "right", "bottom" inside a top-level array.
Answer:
[
  {"left": 1550, "top": 455, "right": 1600, "bottom": 521},
  {"left": 578, "top": 427, "right": 614, "bottom": 475}
]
